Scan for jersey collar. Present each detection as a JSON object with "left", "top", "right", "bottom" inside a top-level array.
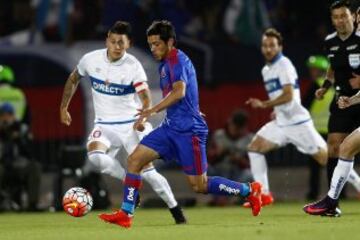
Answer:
[
  {"left": 162, "top": 48, "right": 178, "bottom": 63},
  {"left": 268, "top": 52, "right": 283, "bottom": 65},
  {"left": 103, "top": 49, "right": 128, "bottom": 65}
]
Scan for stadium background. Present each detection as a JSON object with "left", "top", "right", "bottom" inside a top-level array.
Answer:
[{"left": 0, "top": 0, "right": 359, "bottom": 210}]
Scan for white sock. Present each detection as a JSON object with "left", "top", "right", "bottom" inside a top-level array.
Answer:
[
  {"left": 87, "top": 151, "right": 126, "bottom": 180},
  {"left": 328, "top": 158, "right": 354, "bottom": 199},
  {"left": 347, "top": 169, "right": 360, "bottom": 192},
  {"left": 248, "top": 151, "right": 269, "bottom": 194},
  {"left": 141, "top": 168, "right": 178, "bottom": 208}
]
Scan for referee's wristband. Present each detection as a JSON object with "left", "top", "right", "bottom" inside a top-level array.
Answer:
[{"left": 321, "top": 79, "right": 333, "bottom": 89}]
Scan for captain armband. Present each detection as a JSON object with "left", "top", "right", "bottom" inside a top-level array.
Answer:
[{"left": 134, "top": 82, "right": 149, "bottom": 93}]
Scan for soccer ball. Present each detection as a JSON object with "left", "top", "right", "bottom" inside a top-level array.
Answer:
[{"left": 62, "top": 187, "right": 93, "bottom": 217}]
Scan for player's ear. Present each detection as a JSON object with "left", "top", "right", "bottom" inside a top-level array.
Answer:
[{"left": 167, "top": 38, "right": 175, "bottom": 48}]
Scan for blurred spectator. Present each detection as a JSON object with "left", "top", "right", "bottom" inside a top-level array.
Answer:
[
  {"left": 30, "top": 0, "right": 75, "bottom": 43},
  {"left": 0, "top": 65, "right": 29, "bottom": 124},
  {"left": 207, "top": 109, "right": 253, "bottom": 206},
  {"left": 223, "top": 0, "right": 270, "bottom": 47},
  {"left": 303, "top": 55, "right": 332, "bottom": 200},
  {"left": 0, "top": 103, "right": 41, "bottom": 211}
]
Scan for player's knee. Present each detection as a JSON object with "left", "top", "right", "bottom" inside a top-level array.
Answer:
[
  {"left": 87, "top": 151, "right": 103, "bottom": 169},
  {"left": 127, "top": 154, "right": 143, "bottom": 173},
  {"left": 339, "top": 138, "right": 357, "bottom": 159},
  {"left": 191, "top": 183, "right": 207, "bottom": 194}
]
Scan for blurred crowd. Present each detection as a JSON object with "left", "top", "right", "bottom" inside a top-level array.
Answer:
[{"left": 0, "top": 0, "right": 350, "bottom": 47}]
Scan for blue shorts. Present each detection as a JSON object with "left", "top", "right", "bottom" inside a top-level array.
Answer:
[{"left": 140, "top": 125, "right": 208, "bottom": 175}]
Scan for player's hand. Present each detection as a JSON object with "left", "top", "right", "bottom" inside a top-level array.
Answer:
[
  {"left": 315, "top": 88, "right": 327, "bottom": 100},
  {"left": 135, "top": 108, "right": 156, "bottom": 128},
  {"left": 337, "top": 96, "right": 352, "bottom": 109},
  {"left": 133, "top": 119, "right": 145, "bottom": 132},
  {"left": 349, "top": 73, "right": 360, "bottom": 89},
  {"left": 60, "top": 108, "right": 72, "bottom": 126},
  {"left": 245, "top": 98, "right": 265, "bottom": 108}
]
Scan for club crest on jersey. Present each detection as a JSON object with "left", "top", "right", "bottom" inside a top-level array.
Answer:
[
  {"left": 92, "top": 130, "right": 101, "bottom": 138},
  {"left": 160, "top": 67, "right": 166, "bottom": 78},
  {"left": 349, "top": 54, "right": 360, "bottom": 69}
]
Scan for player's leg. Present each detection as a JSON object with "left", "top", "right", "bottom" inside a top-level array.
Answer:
[
  {"left": 304, "top": 128, "right": 360, "bottom": 216},
  {"left": 124, "top": 124, "right": 186, "bottom": 224},
  {"left": 247, "top": 121, "right": 281, "bottom": 197},
  {"left": 86, "top": 125, "right": 126, "bottom": 180},
  {"left": 327, "top": 112, "right": 352, "bottom": 187},
  {"left": 99, "top": 126, "right": 171, "bottom": 227},
  {"left": 174, "top": 133, "right": 262, "bottom": 216}
]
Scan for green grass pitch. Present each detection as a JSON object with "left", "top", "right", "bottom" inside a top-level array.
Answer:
[{"left": 1, "top": 201, "right": 359, "bottom": 240}]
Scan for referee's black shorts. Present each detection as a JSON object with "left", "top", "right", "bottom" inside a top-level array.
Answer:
[{"left": 328, "top": 99, "right": 360, "bottom": 133}]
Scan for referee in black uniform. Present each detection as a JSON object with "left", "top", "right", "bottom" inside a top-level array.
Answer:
[{"left": 315, "top": 1, "right": 360, "bottom": 193}]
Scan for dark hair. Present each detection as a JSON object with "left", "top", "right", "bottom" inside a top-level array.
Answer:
[
  {"left": 108, "top": 21, "right": 132, "bottom": 39},
  {"left": 230, "top": 110, "right": 248, "bottom": 128},
  {"left": 146, "top": 20, "right": 177, "bottom": 44},
  {"left": 330, "top": 0, "right": 351, "bottom": 12},
  {"left": 263, "top": 28, "right": 283, "bottom": 46}
]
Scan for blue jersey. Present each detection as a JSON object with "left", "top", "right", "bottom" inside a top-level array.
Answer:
[{"left": 158, "top": 49, "right": 208, "bottom": 135}]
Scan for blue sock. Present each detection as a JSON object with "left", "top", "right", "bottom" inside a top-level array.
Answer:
[
  {"left": 121, "top": 173, "right": 142, "bottom": 215},
  {"left": 207, "top": 176, "right": 250, "bottom": 197}
]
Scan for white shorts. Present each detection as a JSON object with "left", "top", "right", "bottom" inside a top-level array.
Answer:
[
  {"left": 87, "top": 121, "right": 153, "bottom": 155},
  {"left": 257, "top": 120, "right": 327, "bottom": 155}
]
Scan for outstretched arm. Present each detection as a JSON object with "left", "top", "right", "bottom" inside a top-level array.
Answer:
[
  {"left": 136, "top": 81, "right": 186, "bottom": 121},
  {"left": 133, "top": 84, "right": 152, "bottom": 131},
  {"left": 246, "top": 84, "right": 293, "bottom": 109},
  {"left": 60, "top": 69, "right": 82, "bottom": 126}
]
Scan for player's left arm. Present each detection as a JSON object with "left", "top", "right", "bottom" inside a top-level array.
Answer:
[{"left": 136, "top": 81, "right": 185, "bottom": 119}]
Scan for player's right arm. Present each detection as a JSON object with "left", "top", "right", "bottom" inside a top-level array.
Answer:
[
  {"left": 60, "top": 69, "right": 82, "bottom": 126},
  {"left": 315, "top": 66, "right": 335, "bottom": 100}
]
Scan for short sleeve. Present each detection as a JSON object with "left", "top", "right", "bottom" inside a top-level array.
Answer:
[
  {"left": 133, "top": 60, "right": 148, "bottom": 85},
  {"left": 278, "top": 60, "right": 297, "bottom": 86},
  {"left": 169, "top": 62, "right": 186, "bottom": 84},
  {"left": 76, "top": 55, "right": 87, "bottom": 77}
]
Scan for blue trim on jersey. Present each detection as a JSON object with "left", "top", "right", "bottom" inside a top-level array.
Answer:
[
  {"left": 89, "top": 76, "right": 135, "bottom": 96},
  {"left": 265, "top": 78, "right": 299, "bottom": 93},
  {"left": 265, "top": 78, "right": 282, "bottom": 93},
  {"left": 95, "top": 119, "right": 136, "bottom": 125}
]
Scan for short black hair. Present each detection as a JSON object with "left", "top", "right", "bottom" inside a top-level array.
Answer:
[
  {"left": 108, "top": 21, "right": 132, "bottom": 39},
  {"left": 263, "top": 28, "right": 283, "bottom": 46},
  {"left": 230, "top": 109, "right": 248, "bottom": 128},
  {"left": 146, "top": 20, "right": 177, "bottom": 44},
  {"left": 330, "top": 0, "right": 351, "bottom": 12}
]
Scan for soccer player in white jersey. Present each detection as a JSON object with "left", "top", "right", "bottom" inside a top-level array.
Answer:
[
  {"left": 304, "top": 89, "right": 360, "bottom": 217},
  {"left": 244, "top": 28, "right": 328, "bottom": 207},
  {"left": 59, "top": 21, "right": 186, "bottom": 224}
]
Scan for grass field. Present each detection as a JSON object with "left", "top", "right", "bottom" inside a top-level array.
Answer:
[{"left": 1, "top": 201, "right": 359, "bottom": 240}]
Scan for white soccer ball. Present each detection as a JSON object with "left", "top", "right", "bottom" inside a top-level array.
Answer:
[{"left": 62, "top": 187, "right": 93, "bottom": 217}]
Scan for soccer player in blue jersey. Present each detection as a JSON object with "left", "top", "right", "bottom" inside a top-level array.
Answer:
[{"left": 99, "top": 20, "right": 263, "bottom": 228}]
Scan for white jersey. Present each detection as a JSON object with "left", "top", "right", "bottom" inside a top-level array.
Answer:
[
  {"left": 77, "top": 49, "right": 147, "bottom": 123},
  {"left": 261, "top": 54, "right": 311, "bottom": 126}
]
